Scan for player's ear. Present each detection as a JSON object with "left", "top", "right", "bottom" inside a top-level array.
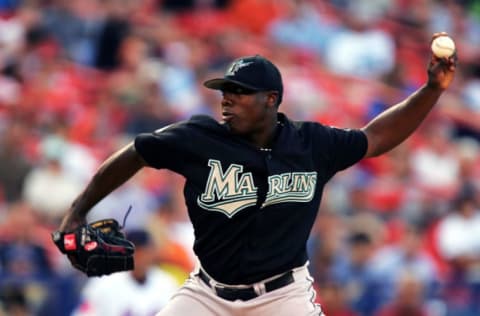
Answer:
[{"left": 266, "top": 91, "right": 279, "bottom": 107}]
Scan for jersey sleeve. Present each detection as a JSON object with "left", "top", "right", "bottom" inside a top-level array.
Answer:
[
  {"left": 134, "top": 121, "right": 190, "bottom": 173},
  {"left": 311, "top": 124, "right": 368, "bottom": 177}
]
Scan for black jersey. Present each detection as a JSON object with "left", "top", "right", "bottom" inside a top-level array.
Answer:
[{"left": 134, "top": 113, "right": 367, "bottom": 284}]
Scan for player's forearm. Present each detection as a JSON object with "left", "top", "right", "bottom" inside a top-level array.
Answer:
[
  {"left": 71, "top": 143, "right": 146, "bottom": 218},
  {"left": 361, "top": 84, "right": 443, "bottom": 157}
]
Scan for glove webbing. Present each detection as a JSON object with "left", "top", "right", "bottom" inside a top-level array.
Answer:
[{"left": 85, "top": 254, "right": 134, "bottom": 277}]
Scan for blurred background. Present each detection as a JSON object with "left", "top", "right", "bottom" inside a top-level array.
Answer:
[{"left": 0, "top": 0, "right": 479, "bottom": 315}]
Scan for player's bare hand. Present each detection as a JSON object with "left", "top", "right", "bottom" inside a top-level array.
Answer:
[{"left": 427, "top": 32, "right": 457, "bottom": 90}]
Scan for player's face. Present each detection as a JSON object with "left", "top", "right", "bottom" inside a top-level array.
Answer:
[{"left": 220, "top": 85, "right": 275, "bottom": 136}]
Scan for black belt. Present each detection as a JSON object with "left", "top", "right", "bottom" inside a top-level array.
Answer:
[{"left": 197, "top": 269, "right": 294, "bottom": 301}]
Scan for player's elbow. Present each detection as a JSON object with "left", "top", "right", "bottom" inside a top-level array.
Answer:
[{"left": 362, "top": 129, "right": 397, "bottom": 158}]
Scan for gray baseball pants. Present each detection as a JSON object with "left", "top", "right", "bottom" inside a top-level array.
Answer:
[{"left": 156, "top": 263, "right": 325, "bottom": 316}]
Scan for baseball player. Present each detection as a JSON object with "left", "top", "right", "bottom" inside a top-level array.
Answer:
[{"left": 57, "top": 33, "right": 456, "bottom": 316}]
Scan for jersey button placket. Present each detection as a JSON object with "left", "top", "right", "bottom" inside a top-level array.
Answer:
[{"left": 260, "top": 148, "right": 272, "bottom": 160}]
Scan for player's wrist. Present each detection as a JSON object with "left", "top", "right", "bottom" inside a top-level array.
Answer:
[
  {"left": 59, "top": 210, "right": 86, "bottom": 232},
  {"left": 424, "top": 81, "right": 446, "bottom": 93}
]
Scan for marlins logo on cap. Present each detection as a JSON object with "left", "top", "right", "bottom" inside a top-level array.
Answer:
[{"left": 225, "top": 60, "right": 254, "bottom": 76}]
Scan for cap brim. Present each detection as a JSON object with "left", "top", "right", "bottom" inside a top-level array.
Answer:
[{"left": 203, "top": 78, "right": 260, "bottom": 91}]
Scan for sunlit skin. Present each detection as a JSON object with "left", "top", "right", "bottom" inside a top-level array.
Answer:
[{"left": 220, "top": 84, "right": 279, "bottom": 148}]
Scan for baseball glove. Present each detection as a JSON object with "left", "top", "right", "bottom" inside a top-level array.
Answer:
[{"left": 52, "top": 218, "right": 135, "bottom": 277}]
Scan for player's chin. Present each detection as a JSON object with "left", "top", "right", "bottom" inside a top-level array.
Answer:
[
  {"left": 224, "top": 121, "right": 247, "bottom": 136},
  {"left": 222, "top": 116, "right": 235, "bottom": 129},
  {"left": 223, "top": 122, "right": 238, "bottom": 134}
]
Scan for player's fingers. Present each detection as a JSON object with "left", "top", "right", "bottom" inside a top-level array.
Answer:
[
  {"left": 448, "top": 52, "right": 458, "bottom": 70},
  {"left": 428, "top": 58, "right": 449, "bottom": 80},
  {"left": 431, "top": 51, "right": 457, "bottom": 70},
  {"left": 435, "top": 54, "right": 457, "bottom": 72},
  {"left": 429, "top": 54, "right": 444, "bottom": 70},
  {"left": 431, "top": 57, "right": 452, "bottom": 73}
]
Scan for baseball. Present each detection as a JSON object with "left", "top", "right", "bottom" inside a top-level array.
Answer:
[{"left": 431, "top": 35, "right": 455, "bottom": 58}]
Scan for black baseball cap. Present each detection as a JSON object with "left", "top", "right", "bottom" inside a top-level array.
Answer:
[{"left": 204, "top": 55, "right": 283, "bottom": 105}]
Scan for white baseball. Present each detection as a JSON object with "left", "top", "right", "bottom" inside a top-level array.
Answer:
[{"left": 431, "top": 35, "right": 455, "bottom": 58}]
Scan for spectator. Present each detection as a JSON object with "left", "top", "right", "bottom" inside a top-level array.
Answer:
[
  {"left": 0, "top": 201, "right": 78, "bottom": 315},
  {"left": 146, "top": 196, "right": 197, "bottom": 279},
  {"left": 374, "top": 271, "right": 432, "bottom": 316},
  {"left": 330, "top": 232, "right": 379, "bottom": 316},
  {"left": 72, "top": 229, "right": 179, "bottom": 316},
  {"left": 94, "top": 0, "right": 132, "bottom": 70},
  {"left": 267, "top": 0, "right": 339, "bottom": 56},
  {"left": 317, "top": 281, "right": 359, "bottom": 316},
  {"left": 367, "top": 223, "right": 440, "bottom": 314},
  {"left": 0, "top": 202, "right": 52, "bottom": 284},
  {"left": 103, "top": 34, "right": 177, "bottom": 134},
  {"left": 159, "top": 0, "right": 229, "bottom": 13},
  {"left": 323, "top": 3, "right": 395, "bottom": 79},
  {"left": 410, "top": 120, "right": 460, "bottom": 200},
  {"left": 88, "top": 176, "right": 160, "bottom": 230},
  {"left": 22, "top": 134, "right": 83, "bottom": 224},
  {"left": 436, "top": 183, "right": 480, "bottom": 316},
  {"left": 42, "top": 1, "right": 104, "bottom": 66},
  {"left": 0, "top": 121, "right": 32, "bottom": 203},
  {"left": 157, "top": 40, "right": 210, "bottom": 119}
]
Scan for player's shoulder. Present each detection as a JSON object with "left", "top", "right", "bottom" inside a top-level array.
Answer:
[
  {"left": 152, "top": 115, "right": 224, "bottom": 135},
  {"left": 283, "top": 113, "right": 362, "bottom": 136},
  {"left": 280, "top": 113, "right": 367, "bottom": 152},
  {"left": 280, "top": 113, "right": 332, "bottom": 135}
]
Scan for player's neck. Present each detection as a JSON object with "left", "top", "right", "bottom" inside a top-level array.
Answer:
[{"left": 248, "top": 114, "right": 279, "bottom": 149}]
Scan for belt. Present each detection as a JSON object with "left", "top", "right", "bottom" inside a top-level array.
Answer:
[{"left": 197, "top": 269, "right": 294, "bottom": 301}]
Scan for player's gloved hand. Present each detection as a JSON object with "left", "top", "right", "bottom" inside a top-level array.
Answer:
[{"left": 52, "top": 218, "right": 135, "bottom": 277}]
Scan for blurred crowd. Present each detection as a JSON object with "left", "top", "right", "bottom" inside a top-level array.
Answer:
[{"left": 0, "top": 0, "right": 479, "bottom": 315}]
